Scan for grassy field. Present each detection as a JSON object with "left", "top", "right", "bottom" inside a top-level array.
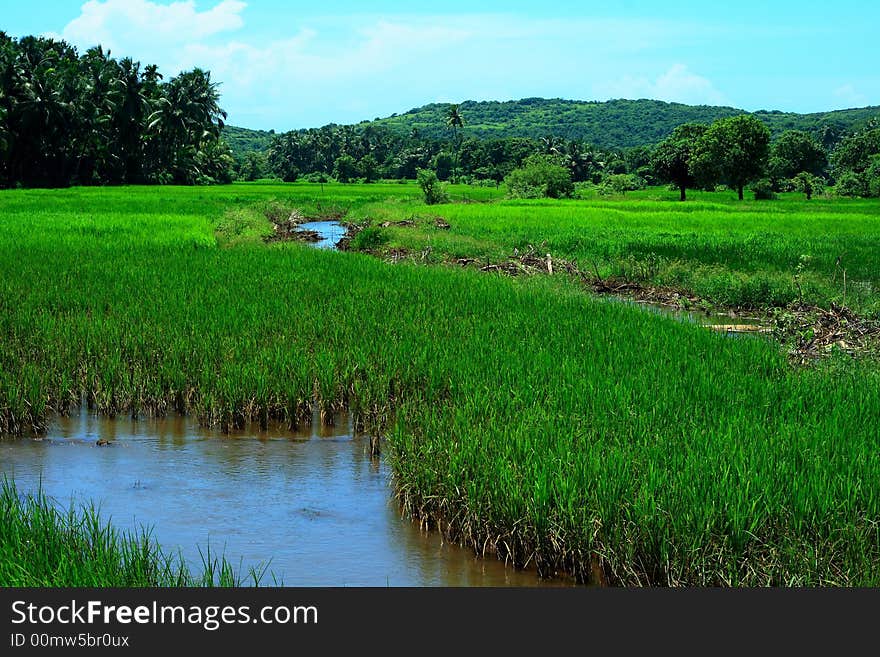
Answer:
[
  {"left": 2, "top": 182, "right": 879, "bottom": 585},
  {"left": 347, "top": 187, "right": 880, "bottom": 314}
]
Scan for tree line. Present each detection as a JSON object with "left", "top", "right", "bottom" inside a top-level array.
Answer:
[
  {"left": 652, "top": 115, "right": 880, "bottom": 200},
  {"left": 260, "top": 106, "right": 879, "bottom": 200},
  {"left": 0, "top": 33, "right": 232, "bottom": 188},
  {"left": 2, "top": 32, "right": 877, "bottom": 197}
]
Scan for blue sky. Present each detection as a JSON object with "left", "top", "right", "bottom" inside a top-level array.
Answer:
[{"left": 4, "top": 1, "right": 878, "bottom": 130}]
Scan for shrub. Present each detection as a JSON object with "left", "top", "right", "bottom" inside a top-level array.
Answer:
[
  {"left": 835, "top": 171, "right": 867, "bottom": 197},
  {"left": 504, "top": 155, "right": 574, "bottom": 199},
  {"left": 791, "top": 172, "right": 824, "bottom": 200},
  {"left": 597, "top": 173, "right": 644, "bottom": 196},
  {"left": 751, "top": 179, "right": 777, "bottom": 200},
  {"left": 301, "top": 172, "right": 329, "bottom": 184},
  {"left": 349, "top": 227, "right": 389, "bottom": 251},
  {"left": 416, "top": 169, "right": 449, "bottom": 205}
]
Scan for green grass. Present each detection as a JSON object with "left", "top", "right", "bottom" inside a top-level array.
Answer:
[
  {"left": 348, "top": 187, "right": 880, "bottom": 314},
  {"left": 2, "top": 183, "right": 879, "bottom": 585},
  {"left": 0, "top": 480, "right": 266, "bottom": 586}
]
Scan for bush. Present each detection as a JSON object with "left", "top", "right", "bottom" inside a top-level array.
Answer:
[
  {"left": 349, "top": 227, "right": 389, "bottom": 251},
  {"left": 597, "top": 173, "right": 644, "bottom": 196},
  {"left": 835, "top": 171, "right": 867, "bottom": 197},
  {"left": 751, "top": 179, "right": 777, "bottom": 200},
  {"left": 416, "top": 169, "right": 449, "bottom": 205},
  {"left": 504, "top": 155, "right": 574, "bottom": 199},
  {"left": 301, "top": 172, "right": 329, "bottom": 184}
]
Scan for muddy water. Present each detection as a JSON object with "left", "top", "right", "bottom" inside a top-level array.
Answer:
[
  {"left": 613, "top": 298, "right": 767, "bottom": 335},
  {"left": 297, "top": 221, "right": 346, "bottom": 249},
  {"left": 0, "top": 410, "right": 567, "bottom": 587}
]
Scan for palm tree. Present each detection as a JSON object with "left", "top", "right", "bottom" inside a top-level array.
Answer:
[
  {"left": 445, "top": 103, "right": 464, "bottom": 182},
  {"left": 149, "top": 68, "right": 226, "bottom": 183}
]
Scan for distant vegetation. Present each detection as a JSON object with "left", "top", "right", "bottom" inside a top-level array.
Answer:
[
  {"left": 2, "top": 33, "right": 878, "bottom": 198},
  {"left": 0, "top": 32, "right": 231, "bottom": 188},
  {"left": 263, "top": 109, "right": 880, "bottom": 200},
  {"left": 369, "top": 98, "right": 878, "bottom": 148}
]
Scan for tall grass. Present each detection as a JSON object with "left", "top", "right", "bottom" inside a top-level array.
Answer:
[
  {"left": 1, "top": 184, "right": 879, "bottom": 585},
  {"left": 0, "top": 480, "right": 266, "bottom": 586},
  {"left": 351, "top": 190, "right": 880, "bottom": 314}
]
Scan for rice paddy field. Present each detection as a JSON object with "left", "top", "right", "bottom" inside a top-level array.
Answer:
[
  {"left": 350, "top": 187, "right": 880, "bottom": 314},
  {"left": 2, "top": 182, "right": 880, "bottom": 586}
]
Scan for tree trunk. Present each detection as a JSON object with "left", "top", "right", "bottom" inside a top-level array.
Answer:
[
  {"left": 737, "top": 185, "right": 744, "bottom": 201},
  {"left": 680, "top": 185, "right": 686, "bottom": 201}
]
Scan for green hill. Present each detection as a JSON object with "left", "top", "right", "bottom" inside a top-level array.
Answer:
[
  {"left": 226, "top": 98, "right": 880, "bottom": 156},
  {"left": 222, "top": 125, "right": 276, "bottom": 157},
  {"left": 368, "top": 98, "right": 879, "bottom": 149}
]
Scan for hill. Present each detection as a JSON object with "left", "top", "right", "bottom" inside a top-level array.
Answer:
[
  {"left": 368, "top": 98, "right": 879, "bottom": 149},
  {"left": 222, "top": 125, "right": 276, "bottom": 158},
  {"left": 224, "top": 98, "right": 880, "bottom": 158}
]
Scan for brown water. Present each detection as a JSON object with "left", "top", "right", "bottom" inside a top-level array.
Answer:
[
  {"left": 613, "top": 297, "right": 766, "bottom": 335},
  {"left": 0, "top": 410, "right": 568, "bottom": 587}
]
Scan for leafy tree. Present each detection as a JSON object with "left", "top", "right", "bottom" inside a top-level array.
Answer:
[
  {"left": 432, "top": 151, "right": 453, "bottom": 180},
  {"left": 768, "top": 130, "right": 827, "bottom": 186},
  {"left": 830, "top": 128, "right": 880, "bottom": 197},
  {"left": 332, "top": 153, "right": 359, "bottom": 183},
  {"left": 831, "top": 127, "right": 880, "bottom": 176},
  {"left": 651, "top": 123, "right": 707, "bottom": 201},
  {"left": 504, "top": 154, "right": 573, "bottom": 199},
  {"left": 238, "top": 151, "right": 266, "bottom": 181},
  {"left": 693, "top": 115, "right": 771, "bottom": 200},
  {"left": 358, "top": 153, "right": 378, "bottom": 183},
  {"left": 792, "top": 171, "right": 823, "bottom": 200}
]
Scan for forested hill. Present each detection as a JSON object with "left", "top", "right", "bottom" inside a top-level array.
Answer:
[
  {"left": 363, "top": 98, "right": 879, "bottom": 149},
  {"left": 222, "top": 125, "right": 276, "bottom": 155}
]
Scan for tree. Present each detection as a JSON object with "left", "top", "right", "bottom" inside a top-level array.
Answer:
[
  {"left": 830, "top": 127, "right": 880, "bottom": 197},
  {"left": 651, "top": 123, "right": 707, "bottom": 201},
  {"left": 238, "top": 151, "right": 266, "bottom": 181},
  {"left": 358, "top": 153, "right": 378, "bottom": 183},
  {"left": 792, "top": 172, "right": 823, "bottom": 200},
  {"left": 831, "top": 127, "right": 880, "bottom": 176},
  {"left": 0, "top": 34, "right": 231, "bottom": 188},
  {"left": 767, "top": 130, "right": 827, "bottom": 186},
  {"left": 332, "top": 153, "right": 358, "bottom": 183},
  {"left": 432, "top": 151, "right": 453, "bottom": 181},
  {"left": 445, "top": 103, "right": 464, "bottom": 182},
  {"left": 693, "top": 115, "right": 771, "bottom": 200}
]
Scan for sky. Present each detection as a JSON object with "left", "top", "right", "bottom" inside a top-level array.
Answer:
[{"left": 3, "top": 1, "right": 878, "bottom": 131}]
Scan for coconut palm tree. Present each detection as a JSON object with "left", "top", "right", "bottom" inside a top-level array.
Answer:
[{"left": 445, "top": 103, "right": 464, "bottom": 182}]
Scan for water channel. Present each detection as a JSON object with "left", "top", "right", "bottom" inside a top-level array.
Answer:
[{"left": 1, "top": 410, "right": 564, "bottom": 586}]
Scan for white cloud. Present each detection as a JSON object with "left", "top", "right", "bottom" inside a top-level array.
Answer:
[
  {"left": 50, "top": 7, "right": 739, "bottom": 128},
  {"left": 833, "top": 83, "right": 867, "bottom": 107},
  {"left": 596, "top": 64, "right": 729, "bottom": 106},
  {"left": 59, "top": 0, "right": 246, "bottom": 54}
]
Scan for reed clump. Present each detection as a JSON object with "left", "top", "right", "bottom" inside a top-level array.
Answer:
[{"left": 0, "top": 480, "right": 266, "bottom": 586}]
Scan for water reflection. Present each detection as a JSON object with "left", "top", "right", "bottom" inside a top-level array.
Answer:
[
  {"left": 296, "top": 221, "right": 346, "bottom": 250},
  {"left": 0, "top": 410, "right": 570, "bottom": 587}
]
